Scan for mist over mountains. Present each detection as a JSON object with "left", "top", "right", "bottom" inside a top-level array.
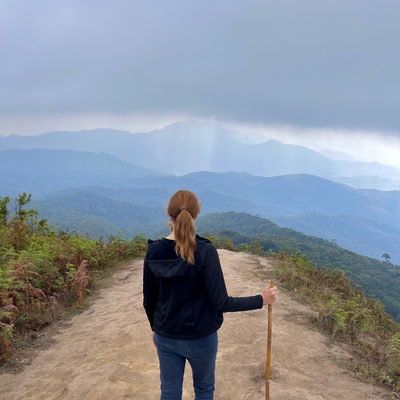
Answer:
[
  {"left": 319, "top": 149, "right": 358, "bottom": 162},
  {"left": 1, "top": 121, "right": 400, "bottom": 188}
]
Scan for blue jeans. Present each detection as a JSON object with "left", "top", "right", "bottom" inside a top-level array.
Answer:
[{"left": 154, "top": 331, "right": 218, "bottom": 400}]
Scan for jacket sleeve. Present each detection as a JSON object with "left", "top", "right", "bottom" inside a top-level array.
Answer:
[
  {"left": 143, "top": 249, "right": 159, "bottom": 328},
  {"left": 202, "top": 243, "right": 263, "bottom": 312}
]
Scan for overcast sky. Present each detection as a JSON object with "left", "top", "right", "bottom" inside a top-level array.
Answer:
[{"left": 1, "top": 1, "right": 399, "bottom": 165}]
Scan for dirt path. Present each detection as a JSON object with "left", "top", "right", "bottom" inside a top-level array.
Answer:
[{"left": 0, "top": 250, "right": 391, "bottom": 399}]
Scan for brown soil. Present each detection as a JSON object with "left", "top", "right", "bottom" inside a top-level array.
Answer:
[{"left": 0, "top": 250, "right": 392, "bottom": 399}]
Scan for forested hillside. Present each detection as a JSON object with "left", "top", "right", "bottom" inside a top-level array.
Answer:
[
  {"left": 195, "top": 212, "right": 400, "bottom": 321},
  {"left": 272, "top": 212, "right": 400, "bottom": 263},
  {"left": 31, "top": 192, "right": 167, "bottom": 238}
]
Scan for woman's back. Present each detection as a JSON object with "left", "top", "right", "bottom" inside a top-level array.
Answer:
[
  {"left": 144, "top": 234, "right": 262, "bottom": 339},
  {"left": 142, "top": 189, "right": 277, "bottom": 400}
]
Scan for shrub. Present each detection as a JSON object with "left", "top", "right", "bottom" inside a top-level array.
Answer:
[
  {"left": 0, "top": 194, "right": 148, "bottom": 363},
  {"left": 386, "top": 333, "right": 400, "bottom": 391}
]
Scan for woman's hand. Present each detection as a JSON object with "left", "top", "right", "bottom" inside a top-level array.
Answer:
[
  {"left": 261, "top": 286, "right": 277, "bottom": 306},
  {"left": 152, "top": 332, "right": 156, "bottom": 348}
]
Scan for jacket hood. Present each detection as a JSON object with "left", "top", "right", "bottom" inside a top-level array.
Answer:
[{"left": 146, "top": 234, "right": 211, "bottom": 282}]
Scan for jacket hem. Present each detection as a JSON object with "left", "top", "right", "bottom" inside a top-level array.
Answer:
[{"left": 152, "top": 326, "right": 220, "bottom": 340}]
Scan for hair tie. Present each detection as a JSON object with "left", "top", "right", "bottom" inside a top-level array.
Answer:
[{"left": 181, "top": 208, "right": 186, "bottom": 211}]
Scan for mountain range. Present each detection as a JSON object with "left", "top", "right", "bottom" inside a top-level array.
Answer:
[
  {"left": 126, "top": 172, "right": 400, "bottom": 229},
  {"left": 1, "top": 121, "right": 400, "bottom": 188},
  {"left": 0, "top": 149, "right": 167, "bottom": 195},
  {"left": 4, "top": 171, "right": 395, "bottom": 264}
]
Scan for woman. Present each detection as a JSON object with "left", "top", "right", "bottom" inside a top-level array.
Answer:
[{"left": 143, "top": 190, "right": 277, "bottom": 400}]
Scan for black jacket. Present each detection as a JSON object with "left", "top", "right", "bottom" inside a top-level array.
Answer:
[{"left": 143, "top": 234, "right": 263, "bottom": 340}]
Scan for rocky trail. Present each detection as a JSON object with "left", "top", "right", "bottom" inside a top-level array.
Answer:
[{"left": 0, "top": 250, "right": 392, "bottom": 399}]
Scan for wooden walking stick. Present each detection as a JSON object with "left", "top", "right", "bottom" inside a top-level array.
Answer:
[{"left": 266, "top": 281, "right": 274, "bottom": 400}]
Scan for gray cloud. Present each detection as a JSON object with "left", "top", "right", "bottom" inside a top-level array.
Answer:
[{"left": 1, "top": 0, "right": 400, "bottom": 132}]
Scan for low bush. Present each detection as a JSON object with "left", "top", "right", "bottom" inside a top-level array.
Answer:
[{"left": 0, "top": 193, "right": 147, "bottom": 364}]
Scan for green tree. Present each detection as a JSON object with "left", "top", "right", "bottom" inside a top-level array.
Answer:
[
  {"left": 13, "top": 192, "right": 32, "bottom": 220},
  {"left": 0, "top": 196, "right": 10, "bottom": 226},
  {"left": 12, "top": 192, "right": 49, "bottom": 234},
  {"left": 382, "top": 253, "right": 391, "bottom": 262}
]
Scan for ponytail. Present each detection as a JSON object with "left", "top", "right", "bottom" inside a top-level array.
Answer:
[{"left": 167, "top": 190, "right": 201, "bottom": 265}]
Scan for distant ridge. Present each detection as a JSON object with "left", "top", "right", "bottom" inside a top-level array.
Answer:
[
  {"left": 127, "top": 171, "right": 400, "bottom": 231},
  {"left": 320, "top": 149, "right": 358, "bottom": 162},
  {"left": 332, "top": 175, "right": 400, "bottom": 190},
  {"left": 147, "top": 120, "right": 255, "bottom": 144},
  {"left": 0, "top": 148, "right": 167, "bottom": 196},
  {"left": 0, "top": 148, "right": 165, "bottom": 176},
  {"left": 1, "top": 120, "right": 400, "bottom": 184}
]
